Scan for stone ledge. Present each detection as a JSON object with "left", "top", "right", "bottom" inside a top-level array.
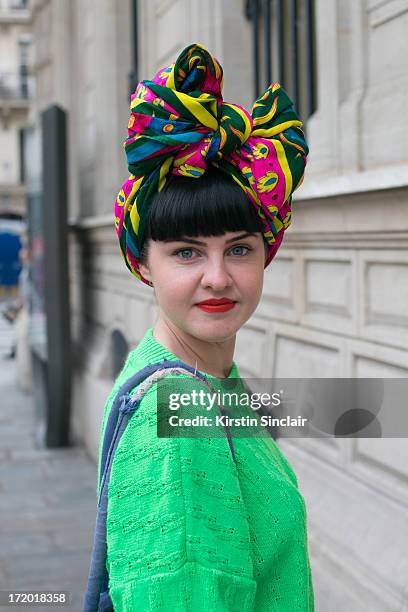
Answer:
[{"left": 295, "top": 164, "right": 408, "bottom": 201}]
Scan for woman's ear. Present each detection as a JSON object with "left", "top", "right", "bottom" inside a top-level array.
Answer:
[
  {"left": 139, "top": 261, "right": 152, "bottom": 283},
  {"left": 139, "top": 239, "right": 153, "bottom": 282}
]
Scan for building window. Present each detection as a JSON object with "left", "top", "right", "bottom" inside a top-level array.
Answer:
[
  {"left": 19, "top": 128, "right": 25, "bottom": 184},
  {"left": 245, "top": 0, "right": 317, "bottom": 124},
  {"left": 11, "top": 0, "right": 29, "bottom": 9},
  {"left": 129, "top": 0, "right": 139, "bottom": 97},
  {"left": 18, "top": 38, "right": 31, "bottom": 99}
]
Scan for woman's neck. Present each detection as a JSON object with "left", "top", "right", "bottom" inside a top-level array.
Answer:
[{"left": 152, "top": 317, "right": 236, "bottom": 379}]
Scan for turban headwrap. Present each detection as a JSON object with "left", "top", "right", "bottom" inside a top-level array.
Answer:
[{"left": 114, "top": 43, "right": 309, "bottom": 287}]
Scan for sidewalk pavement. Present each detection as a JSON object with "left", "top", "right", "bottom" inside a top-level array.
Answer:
[{"left": 0, "top": 312, "right": 98, "bottom": 611}]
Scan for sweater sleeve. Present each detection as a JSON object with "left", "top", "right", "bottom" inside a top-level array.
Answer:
[{"left": 105, "top": 383, "right": 257, "bottom": 612}]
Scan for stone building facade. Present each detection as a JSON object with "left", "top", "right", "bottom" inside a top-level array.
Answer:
[
  {"left": 29, "top": 1, "right": 408, "bottom": 610},
  {"left": 0, "top": 0, "right": 32, "bottom": 218}
]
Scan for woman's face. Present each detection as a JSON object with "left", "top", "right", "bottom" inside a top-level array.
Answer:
[{"left": 139, "top": 231, "right": 267, "bottom": 343}]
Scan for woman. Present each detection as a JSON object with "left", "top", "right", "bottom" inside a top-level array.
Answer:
[{"left": 98, "top": 43, "right": 313, "bottom": 610}]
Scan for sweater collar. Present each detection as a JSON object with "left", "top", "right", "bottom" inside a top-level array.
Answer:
[{"left": 134, "top": 326, "right": 240, "bottom": 380}]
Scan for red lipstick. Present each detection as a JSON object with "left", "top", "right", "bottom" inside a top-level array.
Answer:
[{"left": 196, "top": 298, "right": 236, "bottom": 313}]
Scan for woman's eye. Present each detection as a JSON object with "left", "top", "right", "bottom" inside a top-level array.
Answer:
[
  {"left": 173, "top": 245, "right": 252, "bottom": 259},
  {"left": 229, "top": 245, "right": 251, "bottom": 256},
  {"left": 175, "top": 248, "right": 196, "bottom": 259}
]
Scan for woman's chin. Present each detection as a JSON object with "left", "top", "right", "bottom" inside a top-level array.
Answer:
[{"left": 185, "top": 313, "right": 243, "bottom": 343}]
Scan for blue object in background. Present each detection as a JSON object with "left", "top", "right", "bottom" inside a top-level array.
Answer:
[{"left": 0, "top": 232, "right": 22, "bottom": 287}]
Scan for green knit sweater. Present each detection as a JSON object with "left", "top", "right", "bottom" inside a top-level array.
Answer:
[{"left": 97, "top": 327, "right": 314, "bottom": 611}]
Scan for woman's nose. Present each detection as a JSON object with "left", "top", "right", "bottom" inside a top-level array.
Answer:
[{"left": 200, "top": 256, "right": 233, "bottom": 290}]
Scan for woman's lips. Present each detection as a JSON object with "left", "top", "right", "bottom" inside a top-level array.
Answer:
[{"left": 196, "top": 301, "right": 236, "bottom": 313}]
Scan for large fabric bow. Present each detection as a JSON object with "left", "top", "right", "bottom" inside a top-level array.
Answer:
[{"left": 114, "top": 43, "right": 309, "bottom": 287}]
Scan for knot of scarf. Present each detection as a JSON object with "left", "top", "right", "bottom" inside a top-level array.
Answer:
[{"left": 115, "top": 43, "right": 309, "bottom": 287}]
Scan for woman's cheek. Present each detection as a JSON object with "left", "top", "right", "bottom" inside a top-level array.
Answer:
[{"left": 246, "top": 273, "right": 264, "bottom": 306}]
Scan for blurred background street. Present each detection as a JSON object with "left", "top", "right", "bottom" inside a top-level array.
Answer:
[{"left": 0, "top": 304, "right": 97, "bottom": 611}]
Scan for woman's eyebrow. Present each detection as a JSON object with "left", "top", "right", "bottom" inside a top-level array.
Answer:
[{"left": 163, "top": 232, "right": 257, "bottom": 246}]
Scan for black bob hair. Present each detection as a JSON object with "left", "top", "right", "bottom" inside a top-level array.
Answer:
[{"left": 140, "top": 165, "right": 265, "bottom": 262}]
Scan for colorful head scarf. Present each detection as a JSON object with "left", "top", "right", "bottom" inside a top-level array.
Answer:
[{"left": 114, "top": 42, "right": 308, "bottom": 287}]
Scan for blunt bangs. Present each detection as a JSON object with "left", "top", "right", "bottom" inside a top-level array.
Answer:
[{"left": 143, "top": 166, "right": 264, "bottom": 246}]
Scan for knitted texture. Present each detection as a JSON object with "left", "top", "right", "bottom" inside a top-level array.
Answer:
[{"left": 97, "top": 328, "right": 314, "bottom": 611}]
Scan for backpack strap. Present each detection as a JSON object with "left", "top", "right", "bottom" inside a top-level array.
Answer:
[{"left": 82, "top": 358, "right": 215, "bottom": 612}]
